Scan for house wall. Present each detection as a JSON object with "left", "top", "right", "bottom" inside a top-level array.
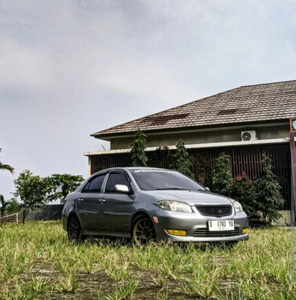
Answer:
[
  {"left": 110, "top": 124, "right": 289, "bottom": 150},
  {"left": 90, "top": 143, "right": 291, "bottom": 212}
]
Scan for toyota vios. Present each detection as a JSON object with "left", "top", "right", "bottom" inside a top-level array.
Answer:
[{"left": 62, "top": 168, "right": 249, "bottom": 245}]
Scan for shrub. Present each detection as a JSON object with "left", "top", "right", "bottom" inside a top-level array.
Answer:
[
  {"left": 254, "top": 154, "right": 284, "bottom": 224},
  {"left": 230, "top": 172, "right": 259, "bottom": 222},
  {"left": 212, "top": 154, "right": 232, "bottom": 196},
  {"left": 130, "top": 129, "right": 148, "bottom": 167},
  {"left": 170, "top": 140, "right": 193, "bottom": 178}
]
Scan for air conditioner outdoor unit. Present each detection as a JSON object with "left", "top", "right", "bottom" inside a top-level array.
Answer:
[{"left": 241, "top": 131, "right": 257, "bottom": 141}]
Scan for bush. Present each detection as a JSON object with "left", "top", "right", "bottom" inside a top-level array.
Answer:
[
  {"left": 212, "top": 154, "right": 232, "bottom": 196},
  {"left": 254, "top": 154, "right": 284, "bottom": 224},
  {"left": 230, "top": 172, "right": 259, "bottom": 222},
  {"left": 170, "top": 140, "right": 193, "bottom": 178},
  {"left": 130, "top": 129, "right": 148, "bottom": 167}
]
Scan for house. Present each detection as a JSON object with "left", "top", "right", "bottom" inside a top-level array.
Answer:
[{"left": 84, "top": 80, "right": 296, "bottom": 225}]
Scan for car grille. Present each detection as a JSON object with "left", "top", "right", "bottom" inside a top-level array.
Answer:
[
  {"left": 194, "top": 227, "right": 240, "bottom": 237},
  {"left": 195, "top": 205, "right": 232, "bottom": 217}
]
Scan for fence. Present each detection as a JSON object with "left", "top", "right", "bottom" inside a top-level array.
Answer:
[
  {"left": 90, "top": 143, "right": 291, "bottom": 209},
  {"left": 0, "top": 213, "right": 19, "bottom": 224}
]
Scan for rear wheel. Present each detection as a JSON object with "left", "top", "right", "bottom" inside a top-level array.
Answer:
[
  {"left": 132, "top": 216, "right": 156, "bottom": 246},
  {"left": 67, "top": 216, "right": 85, "bottom": 243}
]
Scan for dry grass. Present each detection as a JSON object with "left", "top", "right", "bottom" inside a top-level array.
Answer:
[{"left": 0, "top": 221, "right": 294, "bottom": 299}]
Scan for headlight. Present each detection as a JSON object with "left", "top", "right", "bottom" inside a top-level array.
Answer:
[
  {"left": 233, "top": 201, "right": 243, "bottom": 213},
  {"left": 158, "top": 200, "right": 192, "bottom": 213}
]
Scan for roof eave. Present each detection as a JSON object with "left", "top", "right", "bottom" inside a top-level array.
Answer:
[{"left": 91, "top": 118, "right": 290, "bottom": 141}]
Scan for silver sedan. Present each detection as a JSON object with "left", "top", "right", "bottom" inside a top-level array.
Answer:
[{"left": 62, "top": 167, "right": 249, "bottom": 245}]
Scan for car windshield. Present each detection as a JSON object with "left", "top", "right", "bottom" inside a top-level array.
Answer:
[{"left": 130, "top": 169, "right": 205, "bottom": 191}]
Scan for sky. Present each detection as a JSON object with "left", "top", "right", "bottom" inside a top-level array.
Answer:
[{"left": 1, "top": 0, "right": 296, "bottom": 201}]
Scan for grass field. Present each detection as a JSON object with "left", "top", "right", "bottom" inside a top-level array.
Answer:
[{"left": 0, "top": 221, "right": 294, "bottom": 300}]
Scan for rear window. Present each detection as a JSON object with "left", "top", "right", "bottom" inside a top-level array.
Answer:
[{"left": 130, "top": 169, "right": 204, "bottom": 191}]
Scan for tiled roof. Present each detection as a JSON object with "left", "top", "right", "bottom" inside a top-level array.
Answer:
[{"left": 92, "top": 80, "right": 296, "bottom": 138}]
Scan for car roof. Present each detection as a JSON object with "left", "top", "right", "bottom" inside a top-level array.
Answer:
[{"left": 92, "top": 167, "right": 170, "bottom": 174}]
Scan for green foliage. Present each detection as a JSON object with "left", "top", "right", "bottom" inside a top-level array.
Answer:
[
  {"left": 0, "top": 195, "right": 9, "bottom": 218},
  {"left": 230, "top": 172, "right": 258, "bottom": 221},
  {"left": 48, "top": 174, "right": 84, "bottom": 204},
  {"left": 254, "top": 154, "right": 284, "bottom": 223},
  {"left": 14, "top": 170, "right": 51, "bottom": 224},
  {"left": 0, "top": 148, "right": 14, "bottom": 174},
  {"left": 6, "top": 198, "right": 21, "bottom": 214},
  {"left": 130, "top": 129, "right": 148, "bottom": 167},
  {"left": 212, "top": 154, "right": 232, "bottom": 196},
  {"left": 170, "top": 140, "right": 193, "bottom": 178}
]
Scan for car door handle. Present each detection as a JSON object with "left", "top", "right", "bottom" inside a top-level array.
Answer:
[
  {"left": 77, "top": 198, "right": 84, "bottom": 202},
  {"left": 99, "top": 198, "right": 106, "bottom": 203}
]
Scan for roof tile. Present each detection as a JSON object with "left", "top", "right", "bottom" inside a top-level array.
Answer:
[{"left": 92, "top": 80, "right": 296, "bottom": 138}]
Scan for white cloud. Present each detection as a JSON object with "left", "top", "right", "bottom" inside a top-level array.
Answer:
[{"left": 0, "top": 0, "right": 296, "bottom": 199}]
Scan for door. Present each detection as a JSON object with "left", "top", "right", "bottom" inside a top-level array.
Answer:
[
  {"left": 98, "top": 172, "right": 135, "bottom": 235},
  {"left": 76, "top": 173, "right": 105, "bottom": 233}
]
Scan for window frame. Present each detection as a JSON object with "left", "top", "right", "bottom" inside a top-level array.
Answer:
[
  {"left": 103, "top": 171, "right": 133, "bottom": 194},
  {"left": 82, "top": 173, "right": 107, "bottom": 194}
]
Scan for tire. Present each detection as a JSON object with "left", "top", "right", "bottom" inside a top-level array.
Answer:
[
  {"left": 67, "top": 215, "right": 85, "bottom": 243},
  {"left": 132, "top": 215, "right": 156, "bottom": 246}
]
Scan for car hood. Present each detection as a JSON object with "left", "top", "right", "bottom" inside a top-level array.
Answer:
[{"left": 145, "top": 190, "right": 234, "bottom": 206}]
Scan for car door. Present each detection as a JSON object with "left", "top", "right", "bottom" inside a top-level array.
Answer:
[
  {"left": 98, "top": 171, "right": 135, "bottom": 236},
  {"left": 76, "top": 173, "right": 106, "bottom": 233}
]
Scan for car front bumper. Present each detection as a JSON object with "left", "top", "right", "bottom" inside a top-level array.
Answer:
[{"left": 153, "top": 209, "right": 249, "bottom": 243}]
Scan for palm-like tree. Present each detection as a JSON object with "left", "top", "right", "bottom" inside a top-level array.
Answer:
[
  {"left": 0, "top": 194, "right": 9, "bottom": 218},
  {"left": 0, "top": 148, "right": 14, "bottom": 174}
]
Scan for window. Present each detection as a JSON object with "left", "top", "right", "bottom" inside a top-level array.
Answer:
[
  {"left": 130, "top": 169, "right": 204, "bottom": 191},
  {"left": 105, "top": 173, "right": 130, "bottom": 193},
  {"left": 83, "top": 175, "right": 105, "bottom": 193}
]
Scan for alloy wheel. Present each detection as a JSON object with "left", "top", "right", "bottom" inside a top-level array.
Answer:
[{"left": 133, "top": 218, "right": 156, "bottom": 246}]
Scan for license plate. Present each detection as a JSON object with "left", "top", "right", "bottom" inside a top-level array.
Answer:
[{"left": 208, "top": 220, "right": 234, "bottom": 231}]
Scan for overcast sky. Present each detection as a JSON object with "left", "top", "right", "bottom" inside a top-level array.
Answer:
[{"left": 1, "top": 0, "right": 296, "bottom": 200}]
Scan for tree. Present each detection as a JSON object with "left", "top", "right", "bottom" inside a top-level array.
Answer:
[
  {"left": 0, "top": 195, "right": 8, "bottom": 218},
  {"left": 0, "top": 148, "right": 14, "bottom": 174},
  {"left": 212, "top": 154, "right": 232, "bottom": 196},
  {"left": 254, "top": 154, "right": 284, "bottom": 224},
  {"left": 14, "top": 170, "right": 50, "bottom": 224},
  {"left": 170, "top": 140, "right": 193, "bottom": 178},
  {"left": 130, "top": 129, "right": 148, "bottom": 167},
  {"left": 48, "top": 174, "right": 84, "bottom": 204},
  {"left": 6, "top": 198, "right": 21, "bottom": 214}
]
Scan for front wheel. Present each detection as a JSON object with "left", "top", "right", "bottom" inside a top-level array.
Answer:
[
  {"left": 67, "top": 216, "right": 85, "bottom": 243},
  {"left": 132, "top": 216, "right": 156, "bottom": 246}
]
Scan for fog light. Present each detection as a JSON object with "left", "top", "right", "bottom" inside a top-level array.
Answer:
[
  {"left": 166, "top": 229, "right": 186, "bottom": 236},
  {"left": 243, "top": 228, "right": 248, "bottom": 234}
]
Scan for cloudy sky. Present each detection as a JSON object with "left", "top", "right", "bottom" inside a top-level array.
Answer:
[{"left": 1, "top": 0, "right": 296, "bottom": 200}]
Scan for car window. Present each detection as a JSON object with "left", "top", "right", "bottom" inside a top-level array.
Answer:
[
  {"left": 130, "top": 169, "right": 204, "bottom": 191},
  {"left": 105, "top": 173, "right": 130, "bottom": 193},
  {"left": 83, "top": 175, "right": 105, "bottom": 193}
]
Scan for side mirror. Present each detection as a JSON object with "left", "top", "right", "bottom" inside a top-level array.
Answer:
[
  {"left": 205, "top": 187, "right": 210, "bottom": 191},
  {"left": 114, "top": 184, "right": 130, "bottom": 193}
]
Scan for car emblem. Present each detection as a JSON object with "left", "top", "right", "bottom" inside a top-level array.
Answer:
[{"left": 217, "top": 209, "right": 223, "bottom": 214}]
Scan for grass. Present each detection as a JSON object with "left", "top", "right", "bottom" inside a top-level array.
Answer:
[{"left": 0, "top": 221, "right": 294, "bottom": 299}]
